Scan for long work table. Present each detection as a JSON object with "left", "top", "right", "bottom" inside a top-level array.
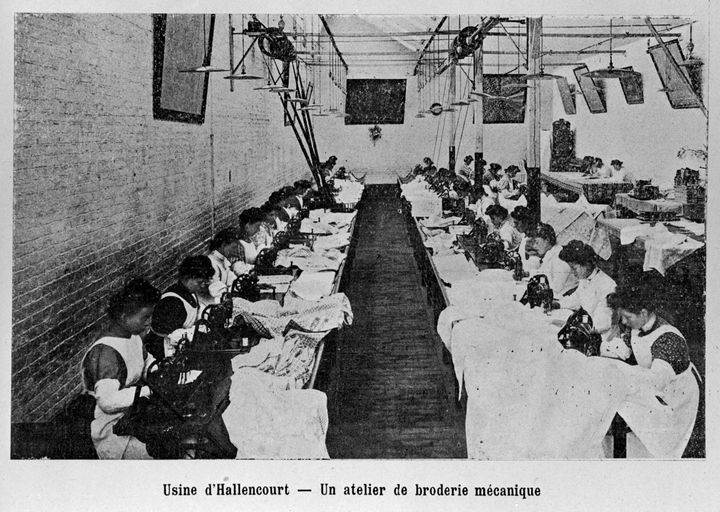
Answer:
[{"left": 398, "top": 178, "right": 702, "bottom": 460}]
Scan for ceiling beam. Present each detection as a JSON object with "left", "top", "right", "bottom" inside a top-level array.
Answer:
[
  {"left": 311, "top": 29, "right": 682, "bottom": 39},
  {"left": 413, "top": 16, "right": 448, "bottom": 76},
  {"left": 318, "top": 15, "right": 348, "bottom": 71}
]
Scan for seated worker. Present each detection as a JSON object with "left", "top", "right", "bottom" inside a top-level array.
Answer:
[
  {"left": 485, "top": 204, "right": 522, "bottom": 251},
  {"left": 421, "top": 156, "right": 434, "bottom": 173},
  {"left": 320, "top": 155, "right": 338, "bottom": 177},
  {"left": 555, "top": 240, "right": 616, "bottom": 339},
  {"left": 293, "top": 179, "right": 314, "bottom": 209},
  {"left": 334, "top": 166, "right": 348, "bottom": 179},
  {"left": 604, "top": 277, "right": 700, "bottom": 458},
  {"left": 496, "top": 164, "right": 522, "bottom": 199},
  {"left": 595, "top": 157, "right": 612, "bottom": 178},
  {"left": 400, "top": 164, "right": 424, "bottom": 183},
  {"left": 206, "top": 228, "right": 242, "bottom": 302},
  {"left": 237, "top": 207, "right": 269, "bottom": 267},
  {"left": 456, "top": 155, "right": 474, "bottom": 183},
  {"left": 483, "top": 162, "right": 502, "bottom": 185},
  {"left": 81, "top": 278, "right": 161, "bottom": 459},
  {"left": 510, "top": 206, "right": 540, "bottom": 274},
  {"left": 145, "top": 256, "right": 213, "bottom": 359},
  {"left": 579, "top": 155, "right": 596, "bottom": 175},
  {"left": 610, "top": 159, "right": 633, "bottom": 183},
  {"left": 259, "top": 202, "right": 282, "bottom": 242},
  {"left": 468, "top": 183, "right": 497, "bottom": 223},
  {"left": 525, "top": 223, "right": 578, "bottom": 297}
]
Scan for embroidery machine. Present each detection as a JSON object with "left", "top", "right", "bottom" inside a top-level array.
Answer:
[{"left": 557, "top": 308, "right": 602, "bottom": 356}]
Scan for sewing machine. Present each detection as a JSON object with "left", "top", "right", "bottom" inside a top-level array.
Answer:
[
  {"left": 630, "top": 180, "right": 661, "bottom": 201},
  {"left": 557, "top": 308, "right": 602, "bottom": 356},
  {"left": 113, "top": 338, "right": 237, "bottom": 458},
  {"left": 520, "top": 274, "right": 554, "bottom": 310}
]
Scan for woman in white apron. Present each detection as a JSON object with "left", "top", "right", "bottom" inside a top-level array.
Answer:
[
  {"left": 205, "top": 228, "right": 241, "bottom": 305},
  {"left": 146, "top": 255, "right": 213, "bottom": 359},
  {"left": 81, "top": 278, "right": 161, "bottom": 459},
  {"left": 605, "top": 281, "right": 700, "bottom": 458},
  {"left": 510, "top": 206, "right": 541, "bottom": 275},
  {"left": 237, "top": 207, "right": 270, "bottom": 266}
]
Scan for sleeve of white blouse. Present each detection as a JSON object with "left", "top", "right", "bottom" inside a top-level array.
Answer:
[
  {"left": 558, "top": 289, "right": 581, "bottom": 310},
  {"left": 647, "top": 359, "right": 676, "bottom": 392},
  {"left": 143, "top": 351, "right": 156, "bottom": 378},
  {"left": 591, "top": 300, "right": 613, "bottom": 334},
  {"left": 93, "top": 379, "right": 150, "bottom": 414}
]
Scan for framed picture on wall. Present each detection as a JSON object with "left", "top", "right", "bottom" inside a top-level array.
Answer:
[
  {"left": 345, "top": 79, "right": 406, "bottom": 124},
  {"left": 152, "top": 14, "right": 214, "bottom": 124},
  {"left": 556, "top": 77, "right": 577, "bottom": 115},
  {"left": 647, "top": 39, "right": 701, "bottom": 109},
  {"left": 482, "top": 74, "right": 527, "bottom": 124},
  {"left": 573, "top": 64, "right": 606, "bottom": 114},
  {"left": 619, "top": 66, "right": 644, "bottom": 104}
]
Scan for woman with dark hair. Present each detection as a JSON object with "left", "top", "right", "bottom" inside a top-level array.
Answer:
[
  {"left": 293, "top": 180, "right": 314, "bottom": 209},
  {"left": 421, "top": 157, "right": 433, "bottom": 173},
  {"left": 457, "top": 155, "right": 474, "bottom": 183},
  {"left": 497, "top": 165, "right": 522, "bottom": 199},
  {"left": 483, "top": 162, "right": 502, "bottom": 185},
  {"left": 81, "top": 278, "right": 161, "bottom": 459},
  {"left": 510, "top": 206, "right": 539, "bottom": 273},
  {"left": 321, "top": 155, "right": 338, "bottom": 177},
  {"left": 556, "top": 240, "right": 616, "bottom": 338},
  {"left": 525, "top": 223, "right": 578, "bottom": 296},
  {"left": 146, "top": 255, "right": 214, "bottom": 359},
  {"left": 605, "top": 276, "right": 700, "bottom": 458},
  {"left": 237, "top": 207, "right": 270, "bottom": 267},
  {"left": 485, "top": 204, "right": 522, "bottom": 251},
  {"left": 206, "top": 228, "right": 242, "bottom": 301}
]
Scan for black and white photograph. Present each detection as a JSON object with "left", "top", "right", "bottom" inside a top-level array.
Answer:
[{"left": 3, "top": 1, "right": 718, "bottom": 511}]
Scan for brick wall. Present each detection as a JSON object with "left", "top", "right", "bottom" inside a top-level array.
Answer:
[{"left": 13, "top": 13, "right": 309, "bottom": 422}]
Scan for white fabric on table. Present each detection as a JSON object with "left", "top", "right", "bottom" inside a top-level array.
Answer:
[
  {"left": 231, "top": 293, "right": 353, "bottom": 387},
  {"left": 300, "top": 218, "right": 336, "bottom": 235},
  {"left": 431, "top": 253, "right": 480, "bottom": 284},
  {"left": 448, "top": 305, "right": 633, "bottom": 459},
  {"left": 311, "top": 232, "right": 351, "bottom": 251},
  {"left": 288, "top": 270, "right": 337, "bottom": 301},
  {"left": 224, "top": 367, "right": 329, "bottom": 459},
  {"left": 420, "top": 216, "right": 462, "bottom": 229},
  {"left": 642, "top": 227, "right": 704, "bottom": 275}
]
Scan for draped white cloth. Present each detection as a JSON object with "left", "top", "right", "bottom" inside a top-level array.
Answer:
[
  {"left": 224, "top": 367, "right": 329, "bottom": 459},
  {"left": 446, "top": 303, "right": 632, "bottom": 459}
]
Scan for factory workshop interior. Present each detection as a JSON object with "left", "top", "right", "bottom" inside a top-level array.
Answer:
[{"left": 11, "top": 12, "right": 708, "bottom": 461}]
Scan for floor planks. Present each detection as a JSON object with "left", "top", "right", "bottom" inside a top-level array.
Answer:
[{"left": 325, "top": 186, "right": 466, "bottom": 458}]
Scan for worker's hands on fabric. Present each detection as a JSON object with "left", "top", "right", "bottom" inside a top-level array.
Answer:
[{"left": 600, "top": 337, "right": 632, "bottom": 360}]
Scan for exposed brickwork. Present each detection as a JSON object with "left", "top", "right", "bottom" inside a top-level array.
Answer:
[{"left": 13, "top": 13, "right": 309, "bottom": 422}]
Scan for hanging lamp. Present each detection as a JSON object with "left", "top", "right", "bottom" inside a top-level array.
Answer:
[
  {"left": 583, "top": 19, "right": 640, "bottom": 79},
  {"left": 679, "top": 23, "right": 703, "bottom": 68},
  {"left": 179, "top": 14, "right": 229, "bottom": 73},
  {"left": 415, "top": 76, "right": 426, "bottom": 118},
  {"left": 225, "top": 15, "right": 263, "bottom": 80},
  {"left": 523, "top": 23, "right": 562, "bottom": 81}
]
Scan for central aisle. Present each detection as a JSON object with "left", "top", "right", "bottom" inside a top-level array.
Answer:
[{"left": 325, "top": 186, "right": 467, "bottom": 458}]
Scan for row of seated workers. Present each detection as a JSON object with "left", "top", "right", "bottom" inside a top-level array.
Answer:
[
  {"left": 405, "top": 155, "right": 700, "bottom": 455},
  {"left": 80, "top": 178, "right": 326, "bottom": 459}
]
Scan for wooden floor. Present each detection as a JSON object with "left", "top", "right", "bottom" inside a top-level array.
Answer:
[{"left": 324, "top": 186, "right": 467, "bottom": 458}]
